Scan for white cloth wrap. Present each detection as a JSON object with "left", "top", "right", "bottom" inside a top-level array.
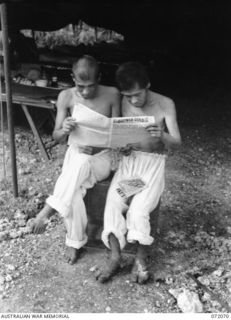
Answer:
[
  {"left": 47, "top": 145, "right": 112, "bottom": 249},
  {"left": 101, "top": 151, "right": 166, "bottom": 249},
  {"left": 47, "top": 102, "right": 113, "bottom": 249}
]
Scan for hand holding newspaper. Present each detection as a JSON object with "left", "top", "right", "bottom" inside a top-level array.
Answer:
[
  {"left": 68, "top": 103, "right": 153, "bottom": 198},
  {"left": 109, "top": 116, "right": 155, "bottom": 148},
  {"left": 68, "top": 103, "right": 155, "bottom": 148}
]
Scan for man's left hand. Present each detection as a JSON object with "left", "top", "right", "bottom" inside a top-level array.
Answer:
[{"left": 145, "top": 124, "right": 163, "bottom": 138}]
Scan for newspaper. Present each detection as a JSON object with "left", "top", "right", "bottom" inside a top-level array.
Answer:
[
  {"left": 69, "top": 107, "right": 153, "bottom": 198},
  {"left": 116, "top": 177, "right": 147, "bottom": 199},
  {"left": 69, "top": 106, "right": 155, "bottom": 148},
  {"left": 68, "top": 103, "right": 112, "bottom": 147},
  {"left": 109, "top": 116, "right": 155, "bottom": 148}
]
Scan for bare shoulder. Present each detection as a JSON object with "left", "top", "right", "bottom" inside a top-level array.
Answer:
[
  {"left": 162, "top": 96, "right": 175, "bottom": 114},
  {"left": 57, "top": 87, "right": 73, "bottom": 101},
  {"left": 99, "top": 85, "right": 120, "bottom": 100},
  {"left": 152, "top": 91, "right": 176, "bottom": 115},
  {"left": 57, "top": 88, "right": 74, "bottom": 108}
]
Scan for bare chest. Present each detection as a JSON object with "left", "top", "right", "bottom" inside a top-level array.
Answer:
[
  {"left": 69, "top": 92, "right": 112, "bottom": 117},
  {"left": 123, "top": 101, "right": 165, "bottom": 127}
]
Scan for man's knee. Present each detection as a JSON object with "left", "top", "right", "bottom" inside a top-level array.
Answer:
[
  {"left": 77, "top": 153, "right": 91, "bottom": 163},
  {"left": 73, "top": 154, "right": 92, "bottom": 173},
  {"left": 91, "top": 158, "right": 111, "bottom": 182}
]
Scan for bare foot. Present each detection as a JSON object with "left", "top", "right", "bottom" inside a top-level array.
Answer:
[
  {"left": 67, "top": 247, "right": 83, "bottom": 265},
  {"left": 130, "top": 258, "right": 150, "bottom": 284},
  {"left": 95, "top": 258, "right": 121, "bottom": 283},
  {"left": 32, "top": 205, "right": 55, "bottom": 234},
  {"left": 32, "top": 214, "right": 49, "bottom": 234}
]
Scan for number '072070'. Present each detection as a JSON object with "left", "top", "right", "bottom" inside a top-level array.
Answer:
[{"left": 211, "top": 314, "right": 230, "bottom": 319}]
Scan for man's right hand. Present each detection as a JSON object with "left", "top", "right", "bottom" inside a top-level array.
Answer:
[{"left": 62, "top": 117, "right": 77, "bottom": 134}]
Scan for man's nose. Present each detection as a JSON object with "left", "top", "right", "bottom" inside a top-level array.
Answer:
[
  {"left": 82, "top": 88, "right": 89, "bottom": 95},
  {"left": 131, "top": 96, "right": 138, "bottom": 104}
]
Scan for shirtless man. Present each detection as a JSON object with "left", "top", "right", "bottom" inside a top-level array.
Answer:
[
  {"left": 32, "top": 55, "right": 120, "bottom": 264},
  {"left": 96, "top": 62, "right": 181, "bottom": 284}
]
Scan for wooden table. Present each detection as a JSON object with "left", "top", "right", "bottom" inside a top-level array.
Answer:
[{"left": 1, "top": 83, "right": 61, "bottom": 160}]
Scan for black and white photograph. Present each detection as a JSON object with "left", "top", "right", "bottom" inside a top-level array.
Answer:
[{"left": 0, "top": 0, "right": 230, "bottom": 315}]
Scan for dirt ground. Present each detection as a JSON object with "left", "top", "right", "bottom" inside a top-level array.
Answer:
[{"left": 0, "top": 68, "right": 231, "bottom": 313}]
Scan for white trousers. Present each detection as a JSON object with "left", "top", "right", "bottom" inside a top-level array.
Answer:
[
  {"left": 46, "top": 144, "right": 112, "bottom": 249},
  {"left": 102, "top": 151, "right": 166, "bottom": 249}
]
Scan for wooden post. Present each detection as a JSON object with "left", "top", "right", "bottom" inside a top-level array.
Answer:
[{"left": 0, "top": 2, "right": 18, "bottom": 197}]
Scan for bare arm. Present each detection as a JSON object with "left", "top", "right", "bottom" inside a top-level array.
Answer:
[
  {"left": 111, "top": 89, "right": 121, "bottom": 117},
  {"left": 52, "top": 90, "right": 76, "bottom": 144},
  {"left": 146, "top": 99, "right": 182, "bottom": 149},
  {"left": 161, "top": 100, "right": 182, "bottom": 149}
]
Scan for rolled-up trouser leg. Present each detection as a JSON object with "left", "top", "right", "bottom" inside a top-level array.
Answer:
[
  {"left": 46, "top": 146, "right": 94, "bottom": 216},
  {"left": 63, "top": 191, "right": 88, "bottom": 249},
  {"left": 126, "top": 153, "right": 165, "bottom": 245},
  {"left": 47, "top": 146, "right": 112, "bottom": 249},
  {"left": 101, "top": 171, "right": 128, "bottom": 250},
  {"left": 102, "top": 152, "right": 165, "bottom": 250}
]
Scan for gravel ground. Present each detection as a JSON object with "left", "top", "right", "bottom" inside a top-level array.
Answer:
[{"left": 0, "top": 76, "right": 231, "bottom": 313}]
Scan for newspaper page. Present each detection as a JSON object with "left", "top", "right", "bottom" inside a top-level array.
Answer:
[
  {"left": 68, "top": 103, "right": 111, "bottom": 147},
  {"left": 109, "top": 116, "right": 155, "bottom": 148},
  {"left": 69, "top": 104, "right": 155, "bottom": 148},
  {"left": 69, "top": 117, "right": 111, "bottom": 147},
  {"left": 116, "top": 177, "right": 147, "bottom": 199}
]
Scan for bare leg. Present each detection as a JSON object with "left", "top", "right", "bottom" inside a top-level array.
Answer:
[
  {"left": 32, "top": 204, "right": 56, "bottom": 234},
  {"left": 96, "top": 233, "right": 121, "bottom": 283},
  {"left": 131, "top": 244, "right": 150, "bottom": 284},
  {"left": 67, "top": 247, "right": 85, "bottom": 265}
]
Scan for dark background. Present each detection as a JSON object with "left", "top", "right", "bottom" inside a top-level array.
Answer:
[
  {"left": 1, "top": 0, "right": 231, "bottom": 127},
  {"left": 4, "top": 0, "right": 231, "bottom": 66}
]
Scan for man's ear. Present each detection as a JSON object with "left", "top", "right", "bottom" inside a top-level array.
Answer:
[{"left": 146, "top": 82, "right": 151, "bottom": 89}]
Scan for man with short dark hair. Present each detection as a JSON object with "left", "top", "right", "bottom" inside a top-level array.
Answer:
[
  {"left": 32, "top": 55, "right": 120, "bottom": 264},
  {"left": 96, "top": 62, "right": 181, "bottom": 284}
]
